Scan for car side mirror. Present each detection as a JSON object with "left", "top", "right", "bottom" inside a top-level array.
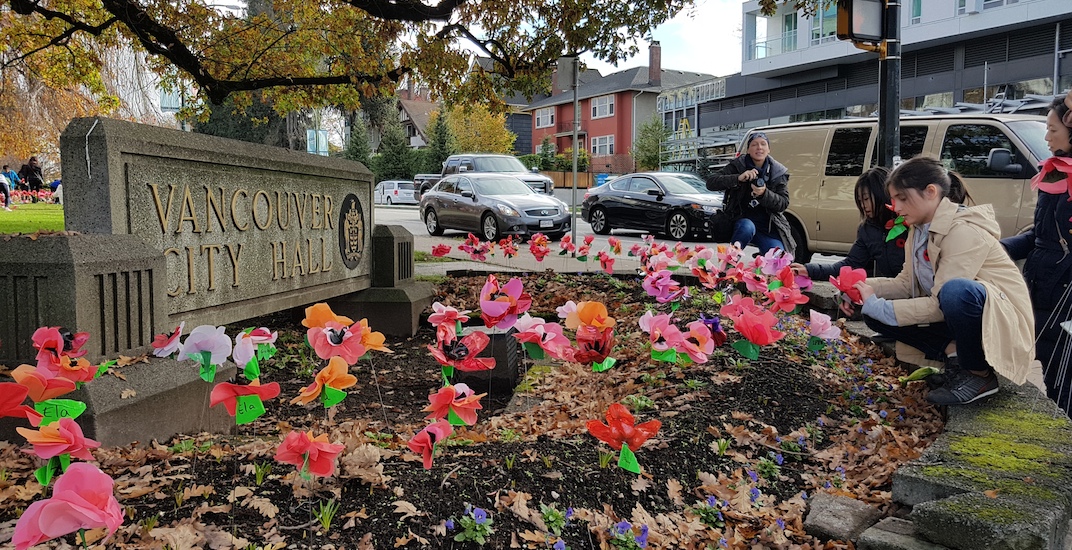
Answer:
[
  {"left": 988, "top": 148, "right": 1022, "bottom": 175},
  {"left": 461, "top": 190, "right": 474, "bottom": 199},
  {"left": 458, "top": 166, "right": 469, "bottom": 172},
  {"left": 646, "top": 189, "right": 664, "bottom": 197}
]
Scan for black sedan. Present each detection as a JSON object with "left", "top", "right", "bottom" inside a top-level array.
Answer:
[
  {"left": 580, "top": 172, "right": 723, "bottom": 241},
  {"left": 420, "top": 173, "right": 571, "bottom": 241}
]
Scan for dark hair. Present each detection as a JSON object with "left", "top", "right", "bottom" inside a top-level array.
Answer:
[
  {"left": 887, "top": 156, "right": 967, "bottom": 201},
  {"left": 1050, "top": 95, "right": 1072, "bottom": 151},
  {"left": 854, "top": 166, "right": 896, "bottom": 227},
  {"left": 28, "top": 156, "right": 37, "bottom": 164},
  {"left": 2, "top": 165, "right": 8, "bottom": 170},
  {"left": 947, "top": 176, "right": 974, "bottom": 205}
]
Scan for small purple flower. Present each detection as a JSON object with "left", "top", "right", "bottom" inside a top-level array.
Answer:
[
  {"left": 801, "top": 490, "right": 808, "bottom": 499},
  {"left": 635, "top": 524, "right": 649, "bottom": 548},
  {"left": 776, "top": 517, "right": 785, "bottom": 529},
  {"left": 706, "top": 495, "right": 717, "bottom": 507},
  {"left": 748, "top": 469, "right": 758, "bottom": 482},
  {"left": 445, "top": 519, "right": 455, "bottom": 530},
  {"left": 749, "top": 487, "right": 761, "bottom": 502},
  {"left": 566, "top": 507, "right": 574, "bottom": 519},
  {"left": 775, "top": 453, "right": 784, "bottom": 466},
  {"left": 824, "top": 481, "right": 832, "bottom": 488},
  {"left": 615, "top": 520, "right": 631, "bottom": 535},
  {"left": 817, "top": 417, "right": 825, "bottom": 427},
  {"left": 797, "top": 435, "right": 806, "bottom": 447},
  {"left": 879, "top": 410, "right": 888, "bottom": 419},
  {"left": 553, "top": 541, "right": 566, "bottom": 550},
  {"left": 473, "top": 507, "right": 487, "bottom": 525},
  {"left": 719, "top": 537, "right": 728, "bottom": 547},
  {"left": 700, "top": 313, "right": 722, "bottom": 334}
]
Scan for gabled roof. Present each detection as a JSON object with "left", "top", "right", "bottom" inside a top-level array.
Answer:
[
  {"left": 523, "top": 66, "right": 714, "bottom": 111},
  {"left": 399, "top": 98, "right": 440, "bottom": 139}
]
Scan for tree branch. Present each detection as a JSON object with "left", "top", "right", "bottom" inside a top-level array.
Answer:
[{"left": 344, "top": 0, "right": 466, "bottom": 22}]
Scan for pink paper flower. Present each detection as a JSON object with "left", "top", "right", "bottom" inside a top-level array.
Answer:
[
  {"left": 556, "top": 300, "right": 578, "bottom": 320},
  {"left": 1032, "top": 155, "right": 1072, "bottom": 194},
  {"left": 423, "top": 383, "right": 486, "bottom": 425},
  {"left": 274, "top": 431, "right": 345, "bottom": 477},
  {"left": 597, "top": 250, "right": 615, "bottom": 274},
  {"left": 809, "top": 310, "right": 842, "bottom": 340},
  {"left": 32, "top": 327, "right": 88, "bottom": 370},
  {"left": 607, "top": 236, "right": 622, "bottom": 255},
  {"left": 759, "top": 248, "right": 792, "bottom": 275},
  {"left": 308, "top": 321, "right": 366, "bottom": 364},
  {"left": 479, "top": 275, "right": 532, "bottom": 329},
  {"left": 429, "top": 332, "right": 496, "bottom": 372},
  {"left": 558, "top": 234, "right": 576, "bottom": 254},
  {"left": 766, "top": 285, "right": 809, "bottom": 313},
  {"left": 232, "top": 328, "right": 272, "bottom": 367},
  {"left": 829, "top": 266, "right": 868, "bottom": 305},
  {"left": 49, "top": 356, "right": 97, "bottom": 384},
  {"left": 680, "top": 320, "right": 716, "bottom": 363},
  {"left": 734, "top": 309, "right": 785, "bottom": 347},
  {"left": 18, "top": 417, "right": 100, "bottom": 461},
  {"left": 152, "top": 321, "right": 185, "bottom": 358},
  {"left": 498, "top": 237, "right": 519, "bottom": 258},
  {"left": 642, "top": 270, "right": 689, "bottom": 303},
  {"left": 428, "top": 302, "right": 471, "bottom": 345},
  {"left": 742, "top": 270, "right": 769, "bottom": 293},
  {"left": 211, "top": 380, "right": 282, "bottom": 416},
  {"left": 529, "top": 233, "right": 551, "bottom": 261},
  {"left": 12, "top": 462, "right": 123, "bottom": 550},
  {"left": 512, "top": 314, "right": 573, "bottom": 360},
  {"left": 720, "top": 296, "right": 765, "bottom": 324},
  {"left": 183, "top": 325, "right": 233, "bottom": 366},
  {"left": 638, "top": 311, "right": 684, "bottom": 352},
  {"left": 431, "top": 244, "right": 452, "bottom": 257},
  {"left": 408, "top": 420, "right": 453, "bottom": 469},
  {"left": 458, "top": 233, "right": 491, "bottom": 262}
]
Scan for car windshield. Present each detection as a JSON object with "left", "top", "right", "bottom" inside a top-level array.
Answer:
[
  {"left": 473, "top": 177, "right": 535, "bottom": 196},
  {"left": 398, "top": 183, "right": 414, "bottom": 190},
  {"left": 1007, "top": 120, "right": 1048, "bottom": 162},
  {"left": 473, "top": 156, "right": 528, "bottom": 172},
  {"left": 659, "top": 174, "right": 710, "bottom": 194}
]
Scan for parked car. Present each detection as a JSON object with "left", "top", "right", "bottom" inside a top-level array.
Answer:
[
  {"left": 413, "top": 174, "right": 440, "bottom": 200},
  {"left": 373, "top": 180, "right": 418, "bottom": 205},
  {"left": 740, "top": 113, "right": 1046, "bottom": 262},
  {"left": 580, "top": 172, "right": 723, "bottom": 241},
  {"left": 420, "top": 173, "right": 571, "bottom": 241},
  {"left": 416, "top": 153, "right": 556, "bottom": 198}
]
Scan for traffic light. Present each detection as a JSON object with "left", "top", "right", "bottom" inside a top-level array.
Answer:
[{"left": 837, "top": 0, "right": 885, "bottom": 43}]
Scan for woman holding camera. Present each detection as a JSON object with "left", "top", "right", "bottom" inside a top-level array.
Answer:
[{"left": 705, "top": 132, "right": 796, "bottom": 257}]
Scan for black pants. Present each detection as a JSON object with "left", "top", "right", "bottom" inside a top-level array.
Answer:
[{"left": 28, "top": 180, "right": 41, "bottom": 202}]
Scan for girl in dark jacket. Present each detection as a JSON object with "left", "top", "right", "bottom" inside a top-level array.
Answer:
[
  {"left": 1001, "top": 94, "right": 1072, "bottom": 417},
  {"left": 18, "top": 156, "right": 44, "bottom": 203},
  {"left": 705, "top": 132, "right": 796, "bottom": 257},
  {"left": 791, "top": 167, "right": 904, "bottom": 280}
]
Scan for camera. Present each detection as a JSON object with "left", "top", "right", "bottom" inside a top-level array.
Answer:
[{"left": 754, "top": 176, "right": 766, "bottom": 188}]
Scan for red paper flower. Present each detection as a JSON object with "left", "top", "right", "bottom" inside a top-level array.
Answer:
[
  {"left": 18, "top": 417, "right": 100, "bottom": 461},
  {"left": 43, "top": 356, "right": 97, "bottom": 384},
  {"left": 734, "top": 309, "right": 785, "bottom": 347},
  {"left": 423, "top": 384, "right": 486, "bottom": 425},
  {"left": 720, "top": 296, "right": 764, "bottom": 323},
  {"left": 32, "top": 327, "right": 88, "bottom": 370},
  {"left": 829, "top": 266, "right": 868, "bottom": 304},
  {"left": 0, "top": 382, "right": 43, "bottom": 426},
  {"left": 274, "top": 430, "right": 345, "bottom": 477},
  {"left": 428, "top": 332, "right": 496, "bottom": 372},
  {"left": 428, "top": 302, "right": 471, "bottom": 345},
  {"left": 529, "top": 233, "right": 551, "bottom": 262},
  {"left": 572, "top": 325, "right": 615, "bottom": 365},
  {"left": 1032, "top": 155, "right": 1072, "bottom": 194},
  {"left": 586, "top": 403, "right": 661, "bottom": 452},
  {"left": 152, "top": 322, "right": 185, "bottom": 358},
  {"left": 408, "top": 420, "right": 453, "bottom": 469},
  {"left": 431, "top": 244, "right": 452, "bottom": 257},
  {"left": 680, "top": 320, "right": 716, "bottom": 364},
  {"left": 211, "top": 380, "right": 282, "bottom": 416},
  {"left": 597, "top": 250, "right": 615, "bottom": 274}
]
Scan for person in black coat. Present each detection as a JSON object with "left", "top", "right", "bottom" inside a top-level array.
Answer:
[
  {"left": 1002, "top": 95, "right": 1072, "bottom": 417},
  {"left": 790, "top": 167, "right": 905, "bottom": 280},
  {"left": 18, "top": 156, "right": 44, "bottom": 203},
  {"left": 705, "top": 132, "right": 796, "bottom": 257}
]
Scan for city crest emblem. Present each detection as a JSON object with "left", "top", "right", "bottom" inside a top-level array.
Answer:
[{"left": 338, "top": 193, "right": 365, "bottom": 270}]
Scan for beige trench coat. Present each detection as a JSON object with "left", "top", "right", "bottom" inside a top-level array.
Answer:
[{"left": 868, "top": 199, "right": 1034, "bottom": 384}]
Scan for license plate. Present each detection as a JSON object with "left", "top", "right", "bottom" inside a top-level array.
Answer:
[{"left": 540, "top": 219, "right": 553, "bottom": 228}]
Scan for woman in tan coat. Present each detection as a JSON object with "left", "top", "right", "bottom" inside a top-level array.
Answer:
[{"left": 851, "top": 157, "right": 1034, "bottom": 406}]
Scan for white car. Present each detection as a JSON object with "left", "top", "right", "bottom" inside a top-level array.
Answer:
[{"left": 373, "top": 180, "right": 418, "bottom": 205}]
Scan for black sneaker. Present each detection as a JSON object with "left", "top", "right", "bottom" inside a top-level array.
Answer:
[
  {"left": 926, "top": 369, "right": 999, "bottom": 405},
  {"left": 926, "top": 356, "right": 961, "bottom": 390}
]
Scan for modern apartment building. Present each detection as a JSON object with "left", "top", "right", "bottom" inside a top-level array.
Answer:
[{"left": 659, "top": 0, "right": 1072, "bottom": 169}]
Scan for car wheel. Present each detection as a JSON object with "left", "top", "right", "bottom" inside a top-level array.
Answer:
[
  {"left": 667, "top": 211, "right": 690, "bottom": 241},
  {"left": 789, "top": 220, "right": 812, "bottom": 263},
  {"left": 481, "top": 213, "right": 500, "bottom": 241},
  {"left": 386, "top": 197, "right": 393, "bottom": 205},
  {"left": 425, "top": 209, "right": 443, "bottom": 236},
  {"left": 589, "top": 207, "right": 610, "bottom": 235}
]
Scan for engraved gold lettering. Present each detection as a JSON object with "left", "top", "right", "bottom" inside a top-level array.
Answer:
[
  {"left": 231, "top": 189, "right": 250, "bottom": 231},
  {"left": 164, "top": 248, "right": 182, "bottom": 296},
  {"left": 320, "top": 236, "right": 332, "bottom": 272},
  {"left": 205, "top": 186, "right": 227, "bottom": 233},
  {"left": 200, "top": 244, "right": 221, "bottom": 291},
  {"left": 294, "top": 193, "right": 308, "bottom": 229},
  {"left": 306, "top": 238, "right": 320, "bottom": 274},
  {"left": 292, "top": 239, "right": 305, "bottom": 277},
  {"left": 149, "top": 183, "right": 176, "bottom": 234},
  {"left": 324, "top": 194, "right": 334, "bottom": 229},
  {"left": 252, "top": 190, "right": 273, "bottom": 230},
  {"left": 225, "top": 243, "right": 242, "bottom": 287},
  {"left": 311, "top": 194, "right": 323, "bottom": 229},
  {"left": 276, "top": 191, "right": 291, "bottom": 230},
  {"left": 185, "top": 246, "right": 197, "bottom": 294},
  {"left": 177, "top": 185, "right": 203, "bottom": 234},
  {"left": 271, "top": 241, "right": 287, "bottom": 280}
]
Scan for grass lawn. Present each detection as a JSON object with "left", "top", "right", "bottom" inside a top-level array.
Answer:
[{"left": 0, "top": 203, "right": 64, "bottom": 234}]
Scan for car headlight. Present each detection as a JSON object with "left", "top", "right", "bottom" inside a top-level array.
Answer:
[
  {"left": 690, "top": 204, "right": 719, "bottom": 213},
  {"left": 496, "top": 204, "right": 520, "bottom": 216}
]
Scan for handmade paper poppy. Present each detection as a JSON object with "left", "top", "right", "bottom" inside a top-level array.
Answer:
[
  {"left": 498, "top": 237, "right": 519, "bottom": 258},
  {"left": 12, "top": 462, "right": 123, "bottom": 550},
  {"left": 301, "top": 303, "right": 354, "bottom": 331},
  {"left": 1032, "top": 155, "right": 1072, "bottom": 195},
  {"left": 48, "top": 355, "right": 97, "bottom": 384},
  {"left": 809, "top": 310, "right": 842, "bottom": 340},
  {"left": 719, "top": 296, "right": 764, "bottom": 323},
  {"left": 407, "top": 420, "right": 453, "bottom": 469},
  {"left": 829, "top": 266, "right": 868, "bottom": 304},
  {"left": 572, "top": 325, "right": 615, "bottom": 365},
  {"left": 607, "top": 236, "right": 622, "bottom": 255},
  {"left": 563, "top": 301, "right": 616, "bottom": 331},
  {"left": 151, "top": 321, "right": 185, "bottom": 358},
  {"left": 479, "top": 275, "right": 532, "bottom": 329},
  {"left": 597, "top": 250, "right": 615, "bottom": 274},
  {"left": 459, "top": 234, "right": 491, "bottom": 262},
  {"left": 32, "top": 327, "right": 89, "bottom": 370},
  {"left": 431, "top": 244, "right": 452, "bottom": 257},
  {"left": 680, "top": 320, "right": 716, "bottom": 364},
  {"left": 308, "top": 321, "right": 367, "bottom": 363},
  {"left": 428, "top": 302, "right": 471, "bottom": 345},
  {"left": 428, "top": 332, "right": 496, "bottom": 372},
  {"left": 759, "top": 248, "right": 791, "bottom": 276},
  {"left": 528, "top": 233, "right": 551, "bottom": 262},
  {"left": 423, "top": 383, "right": 486, "bottom": 425},
  {"left": 0, "top": 382, "right": 42, "bottom": 426},
  {"left": 274, "top": 430, "right": 345, "bottom": 478},
  {"left": 353, "top": 318, "right": 391, "bottom": 355},
  {"left": 211, "top": 379, "right": 282, "bottom": 416},
  {"left": 512, "top": 314, "right": 573, "bottom": 361},
  {"left": 18, "top": 417, "right": 100, "bottom": 461},
  {"left": 183, "top": 325, "right": 233, "bottom": 366},
  {"left": 638, "top": 312, "right": 684, "bottom": 352},
  {"left": 558, "top": 234, "right": 576, "bottom": 254},
  {"left": 12, "top": 365, "right": 76, "bottom": 402},
  {"left": 733, "top": 309, "right": 785, "bottom": 347},
  {"left": 642, "top": 270, "right": 688, "bottom": 303},
  {"left": 742, "top": 270, "right": 769, "bottom": 293},
  {"left": 766, "top": 285, "right": 809, "bottom": 314},
  {"left": 291, "top": 356, "right": 358, "bottom": 405},
  {"left": 232, "top": 327, "right": 277, "bottom": 366},
  {"left": 586, "top": 403, "right": 661, "bottom": 452}
]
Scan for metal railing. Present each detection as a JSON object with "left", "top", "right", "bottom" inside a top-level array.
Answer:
[{"left": 748, "top": 31, "right": 799, "bottom": 60}]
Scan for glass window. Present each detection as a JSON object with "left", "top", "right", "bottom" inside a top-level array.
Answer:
[
  {"left": 437, "top": 178, "right": 457, "bottom": 194},
  {"left": 460, "top": 159, "right": 475, "bottom": 171},
  {"left": 911, "top": 0, "right": 921, "bottom": 23},
  {"left": 591, "top": 95, "right": 615, "bottom": 118},
  {"left": 826, "top": 128, "right": 871, "bottom": 177},
  {"left": 870, "top": 126, "right": 929, "bottom": 166},
  {"left": 783, "top": 14, "right": 798, "bottom": 52},
  {"left": 456, "top": 178, "right": 473, "bottom": 194},
  {"left": 443, "top": 159, "right": 460, "bottom": 175},
  {"left": 630, "top": 177, "right": 659, "bottom": 193},
  {"left": 592, "top": 135, "right": 615, "bottom": 156},
  {"left": 940, "top": 124, "right": 1019, "bottom": 177},
  {"left": 535, "top": 107, "right": 555, "bottom": 129},
  {"left": 956, "top": 0, "right": 967, "bottom": 14},
  {"left": 811, "top": 3, "right": 837, "bottom": 45}
]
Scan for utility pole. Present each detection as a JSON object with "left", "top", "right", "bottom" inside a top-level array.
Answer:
[{"left": 838, "top": 0, "right": 900, "bottom": 167}]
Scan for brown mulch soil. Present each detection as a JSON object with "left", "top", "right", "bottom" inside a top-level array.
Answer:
[{"left": 0, "top": 270, "right": 944, "bottom": 549}]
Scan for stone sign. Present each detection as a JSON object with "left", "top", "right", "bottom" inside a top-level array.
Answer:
[{"left": 60, "top": 117, "right": 373, "bottom": 328}]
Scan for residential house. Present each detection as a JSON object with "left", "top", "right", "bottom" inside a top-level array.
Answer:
[{"left": 523, "top": 42, "right": 714, "bottom": 174}]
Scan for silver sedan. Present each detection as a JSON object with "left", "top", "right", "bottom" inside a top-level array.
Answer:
[{"left": 420, "top": 173, "right": 572, "bottom": 241}]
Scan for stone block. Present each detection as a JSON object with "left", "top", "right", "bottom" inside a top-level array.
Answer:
[
  {"left": 370, "top": 224, "right": 415, "bottom": 287},
  {"left": 804, "top": 281, "right": 841, "bottom": 314},
  {"left": 804, "top": 492, "right": 882, "bottom": 542},
  {"left": 452, "top": 326, "right": 520, "bottom": 398},
  {"left": 333, "top": 281, "right": 436, "bottom": 337},
  {"left": 0, "top": 233, "right": 167, "bottom": 366},
  {"left": 912, "top": 492, "right": 1064, "bottom": 550},
  {"left": 857, "top": 517, "right": 951, "bottom": 550}
]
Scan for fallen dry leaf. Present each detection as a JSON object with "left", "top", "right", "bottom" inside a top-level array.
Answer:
[
  {"left": 120, "top": 388, "right": 137, "bottom": 399},
  {"left": 116, "top": 354, "right": 150, "bottom": 366},
  {"left": 666, "top": 478, "right": 684, "bottom": 506},
  {"left": 392, "top": 499, "right": 425, "bottom": 521}
]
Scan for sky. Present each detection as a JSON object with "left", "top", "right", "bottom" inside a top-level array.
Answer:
[{"left": 581, "top": 0, "right": 746, "bottom": 79}]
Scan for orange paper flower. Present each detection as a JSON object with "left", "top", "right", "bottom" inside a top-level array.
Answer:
[
  {"left": 563, "top": 301, "right": 616, "bottom": 331},
  {"left": 17, "top": 417, "right": 100, "bottom": 461},
  {"left": 12, "top": 365, "right": 76, "bottom": 402},
  {"left": 301, "top": 303, "right": 354, "bottom": 330},
  {"left": 291, "top": 357, "right": 357, "bottom": 405},
  {"left": 423, "top": 384, "right": 486, "bottom": 425}
]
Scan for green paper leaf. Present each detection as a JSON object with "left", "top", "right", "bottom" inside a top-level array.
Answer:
[
  {"left": 731, "top": 340, "right": 760, "bottom": 361},
  {"left": 34, "top": 459, "right": 56, "bottom": 487},
  {"left": 668, "top": 265, "right": 679, "bottom": 271},
  {"left": 886, "top": 222, "right": 907, "bottom": 242},
  {"left": 455, "top": 320, "right": 463, "bottom": 338},
  {"left": 697, "top": 258, "right": 707, "bottom": 268},
  {"left": 256, "top": 343, "right": 277, "bottom": 361},
  {"left": 591, "top": 357, "right": 617, "bottom": 372},
  {"left": 898, "top": 366, "right": 941, "bottom": 383},
  {"left": 767, "top": 280, "right": 783, "bottom": 291},
  {"left": 447, "top": 408, "right": 467, "bottom": 426},
  {"left": 807, "top": 336, "right": 826, "bottom": 352},
  {"left": 235, "top": 395, "right": 266, "bottom": 425},
  {"left": 58, "top": 453, "right": 70, "bottom": 473},
  {"left": 713, "top": 291, "right": 725, "bottom": 305},
  {"left": 670, "top": 301, "right": 681, "bottom": 312},
  {"left": 35, "top": 399, "right": 87, "bottom": 426},
  {"left": 199, "top": 363, "right": 217, "bottom": 383},
  {"left": 650, "top": 349, "right": 679, "bottom": 363},
  {"left": 576, "top": 255, "right": 588, "bottom": 262},
  {"left": 321, "top": 386, "right": 347, "bottom": 408},
  {"left": 243, "top": 357, "right": 261, "bottom": 381},
  {"left": 522, "top": 342, "right": 546, "bottom": 360},
  {"left": 618, "top": 445, "right": 641, "bottom": 474},
  {"left": 94, "top": 360, "right": 115, "bottom": 380},
  {"left": 299, "top": 453, "right": 312, "bottom": 480},
  {"left": 441, "top": 365, "right": 455, "bottom": 384}
]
